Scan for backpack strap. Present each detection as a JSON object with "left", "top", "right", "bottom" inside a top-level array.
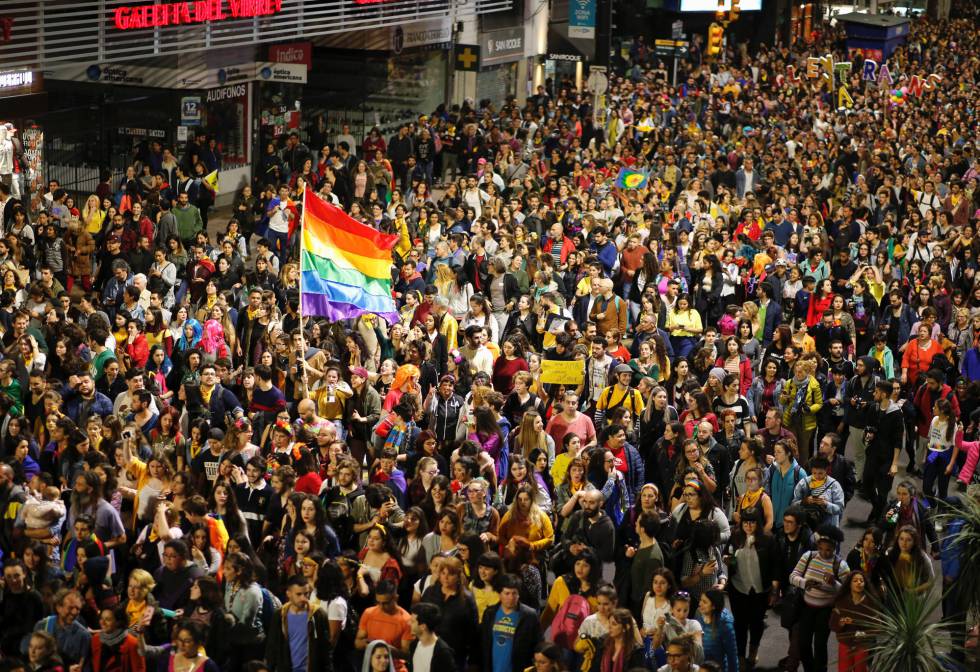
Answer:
[{"left": 801, "top": 551, "right": 814, "bottom": 579}]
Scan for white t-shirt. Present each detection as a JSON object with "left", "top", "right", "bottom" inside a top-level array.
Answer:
[
  {"left": 268, "top": 199, "right": 291, "bottom": 233},
  {"left": 642, "top": 594, "right": 671, "bottom": 631},
  {"left": 578, "top": 613, "right": 609, "bottom": 640},
  {"left": 412, "top": 639, "right": 436, "bottom": 672},
  {"left": 326, "top": 596, "right": 348, "bottom": 629}
]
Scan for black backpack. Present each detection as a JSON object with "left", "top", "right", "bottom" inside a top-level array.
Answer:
[{"left": 322, "top": 485, "right": 361, "bottom": 548}]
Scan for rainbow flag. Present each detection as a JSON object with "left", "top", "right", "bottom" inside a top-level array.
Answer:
[
  {"left": 300, "top": 189, "right": 399, "bottom": 323},
  {"left": 614, "top": 167, "right": 649, "bottom": 190}
]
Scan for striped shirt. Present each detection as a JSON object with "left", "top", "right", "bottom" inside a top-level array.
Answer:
[{"left": 790, "top": 550, "right": 849, "bottom": 607}]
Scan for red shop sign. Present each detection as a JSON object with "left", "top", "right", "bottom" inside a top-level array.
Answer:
[
  {"left": 269, "top": 42, "right": 312, "bottom": 70},
  {"left": 113, "top": 0, "right": 282, "bottom": 30}
]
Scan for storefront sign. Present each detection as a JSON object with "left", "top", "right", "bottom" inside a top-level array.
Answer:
[
  {"left": 481, "top": 27, "right": 524, "bottom": 67},
  {"left": 119, "top": 127, "right": 167, "bottom": 137},
  {"left": 113, "top": 0, "right": 283, "bottom": 30},
  {"left": 569, "top": 0, "right": 596, "bottom": 40},
  {"left": 392, "top": 17, "right": 452, "bottom": 53},
  {"left": 269, "top": 42, "right": 312, "bottom": 70},
  {"left": 0, "top": 69, "right": 33, "bottom": 91},
  {"left": 181, "top": 96, "right": 202, "bottom": 124},
  {"left": 548, "top": 52, "right": 582, "bottom": 62},
  {"left": 206, "top": 83, "right": 248, "bottom": 102},
  {"left": 214, "top": 64, "right": 254, "bottom": 85},
  {"left": 46, "top": 60, "right": 305, "bottom": 88},
  {"left": 254, "top": 62, "right": 306, "bottom": 84},
  {"left": 454, "top": 44, "right": 480, "bottom": 72}
]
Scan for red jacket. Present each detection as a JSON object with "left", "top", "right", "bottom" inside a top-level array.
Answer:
[
  {"left": 913, "top": 382, "right": 960, "bottom": 438},
  {"left": 715, "top": 355, "right": 754, "bottom": 397},
  {"left": 541, "top": 235, "right": 576, "bottom": 266},
  {"left": 125, "top": 333, "right": 149, "bottom": 368},
  {"left": 90, "top": 633, "right": 145, "bottom": 672},
  {"left": 806, "top": 293, "right": 834, "bottom": 327}
]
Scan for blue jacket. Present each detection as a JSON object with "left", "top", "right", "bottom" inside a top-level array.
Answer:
[
  {"left": 962, "top": 347, "right": 980, "bottom": 382},
  {"left": 941, "top": 517, "right": 963, "bottom": 580},
  {"left": 792, "top": 474, "right": 846, "bottom": 528},
  {"left": 880, "top": 303, "right": 916, "bottom": 350},
  {"left": 766, "top": 460, "right": 807, "bottom": 530},
  {"left": 698, "top": 608, "right": 738, "bottom": 672},
  {"left": 593, "top": 240, "right": 619, "bottom": 275},
  {"left": 62, "top": 386, "right": 114, "bottom": 425}
]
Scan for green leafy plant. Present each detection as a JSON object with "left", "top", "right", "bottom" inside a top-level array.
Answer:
[
  {"left": 937, "top": 494, "right": 980, "bottom": 620},
  {"left": 855, "top": 585, "right": 955, "bottom": 672}
]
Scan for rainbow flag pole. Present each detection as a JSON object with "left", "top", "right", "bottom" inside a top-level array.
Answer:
[{"left": 298, "top": 187, "right": 399, "bottom": 324}]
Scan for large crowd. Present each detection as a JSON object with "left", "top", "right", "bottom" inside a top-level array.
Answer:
[{"left": 1, "top": 3, "right": 980, "bottom": 672}]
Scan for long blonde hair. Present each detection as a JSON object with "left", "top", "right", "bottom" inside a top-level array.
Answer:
[
  {"left": 434, "top": 263, "right": 456, "bottom": 296},
  {"left": 516, "top": 410, "right": 546, "bottom": 458},
  {"left": 280, "top": 262, "right": 299, "bottom": 289}
]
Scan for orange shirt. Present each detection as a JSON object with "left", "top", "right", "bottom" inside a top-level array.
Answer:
[
  {"left": 359, "top": 605, "right": 413, "bottom": 672},
  {"left": 901, "top": 338, "right": 943, "bottom": 382}
]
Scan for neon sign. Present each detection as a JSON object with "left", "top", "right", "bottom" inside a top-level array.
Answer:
[{"left": 113, "top": 0, "right": 282, "bottom": 30}]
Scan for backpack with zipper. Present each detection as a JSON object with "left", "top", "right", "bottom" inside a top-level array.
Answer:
[{"left": 551, "top": 593, "right": 592, "bottom": 650}]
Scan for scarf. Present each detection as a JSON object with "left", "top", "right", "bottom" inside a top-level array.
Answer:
[
  {"left": 126, "top": 600, "right": 146, "bottom": 627},
  {"left": 100, "top": 627, "right": 129, "bottom": 648},
  {"left": 792, "top": 377, "right": 810, "bottom": 414},
  {"left": 740, "top": 488, "right": 763, "bottom": 510},
  {"left": 602, "top": 643, "right": 628, "bottom": 672}
]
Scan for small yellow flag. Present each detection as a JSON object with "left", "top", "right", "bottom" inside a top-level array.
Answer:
[{"left": 202, "top": 170, "right": 219, "bottom": 194}]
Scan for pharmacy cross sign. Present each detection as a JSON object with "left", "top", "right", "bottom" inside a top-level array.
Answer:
[{"left": 454, "top": 44, "right": 480, "bottom": 71}]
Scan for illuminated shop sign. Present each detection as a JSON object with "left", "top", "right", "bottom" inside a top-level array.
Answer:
[{"left": 113, "top": 0, "right": 282, "bottom": 30}]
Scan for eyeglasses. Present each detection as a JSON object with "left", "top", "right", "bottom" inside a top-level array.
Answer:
[{"left": 674, "top": 591, "right": 690, "bottom": 599}]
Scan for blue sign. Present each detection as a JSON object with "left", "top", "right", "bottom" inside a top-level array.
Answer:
[
  {"left": 181, "top": 96, "right": 201, "bottom": 125},
  {"left": 569, "top": 0, "right": 595, "bottom": 39}
]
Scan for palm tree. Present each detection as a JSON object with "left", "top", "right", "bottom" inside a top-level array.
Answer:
[{"left": 855, "top": 585, "right": 958, "bottom": 672}]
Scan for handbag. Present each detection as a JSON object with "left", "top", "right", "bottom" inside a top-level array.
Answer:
[
  {"left": 779, "top": 553, "right": 813, "bottom": 628},
  {"left": 779, "top": 551, "right": 841, "bottom": 628}
]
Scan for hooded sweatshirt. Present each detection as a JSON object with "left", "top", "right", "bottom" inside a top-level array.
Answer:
[{"left": 866, "top": 400, "right": 904, "bottom": 470}]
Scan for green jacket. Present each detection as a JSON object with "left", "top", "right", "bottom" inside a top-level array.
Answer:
[{"left": 173, "top": 203, "right": 204, "bottom": 241}]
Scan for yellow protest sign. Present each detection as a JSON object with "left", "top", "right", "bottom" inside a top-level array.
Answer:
[{"left": 540, "top": 359, "right": 586, "bottom": 385}]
